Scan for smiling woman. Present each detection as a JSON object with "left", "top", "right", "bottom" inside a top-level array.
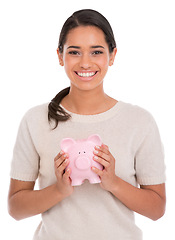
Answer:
[{"left": 8, "top": 9, "right": 166, "bottom": 240}]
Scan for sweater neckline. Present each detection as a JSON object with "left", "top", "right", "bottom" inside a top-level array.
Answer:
[{"left": 59, "top": 101, "right": 123, "bottom": 123}]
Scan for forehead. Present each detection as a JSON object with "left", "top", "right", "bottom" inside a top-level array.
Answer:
[{"left": 65, "top": 26, "right": 107, "bottom": 47}]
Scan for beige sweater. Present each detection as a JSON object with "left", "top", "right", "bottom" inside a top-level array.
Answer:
[{"left": 10, "top": 101, "right": 166, "bottom": 240}]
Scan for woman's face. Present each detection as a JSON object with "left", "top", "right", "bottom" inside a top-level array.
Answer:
[{"left": 58, "top": 26, "right": 117, "bottom": 91}]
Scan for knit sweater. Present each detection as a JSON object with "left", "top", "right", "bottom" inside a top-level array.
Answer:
[{"left": 10, "top": 101, "right": 166, "bottom": 240}]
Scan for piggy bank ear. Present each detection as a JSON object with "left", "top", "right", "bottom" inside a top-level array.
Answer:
[
  {"left": 61, "top": 138, "right": 76, "bottom": 152},
  {"left": 87, "top": 134, "right": 102, "bottom": 145}
]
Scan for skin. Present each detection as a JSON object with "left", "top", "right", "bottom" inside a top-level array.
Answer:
[{"left": 8, "top": 26, "right": 166, "bottom": 221}]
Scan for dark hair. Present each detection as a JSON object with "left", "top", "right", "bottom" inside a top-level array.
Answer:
[{"left": 48, "top": 9, "right": 116, "bottom": 129}]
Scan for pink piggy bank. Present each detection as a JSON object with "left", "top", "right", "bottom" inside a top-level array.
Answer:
[{"left": 60, "top": 134, "right": 103, "bottom": 186}]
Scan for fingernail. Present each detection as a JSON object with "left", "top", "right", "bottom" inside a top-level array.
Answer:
[
  {"left": 95, "top": 145, "right": 100, "bottom": 149},
  {"left": 60, "top": 150, "right": 64, "bottom": 155},
  {"left": 94, "top": 150, "right": 98, "bottom": 155},
  {"left": 94, "top": 156, "right": 98, "bottom": 160}
]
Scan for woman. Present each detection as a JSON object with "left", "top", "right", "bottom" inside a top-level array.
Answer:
[{"left": 8, "top": 9, "right": 166, "bottom": 240}]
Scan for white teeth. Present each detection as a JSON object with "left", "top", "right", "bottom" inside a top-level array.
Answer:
[{"left": 76, "top": 72, "right": 96, "bottom": 77}]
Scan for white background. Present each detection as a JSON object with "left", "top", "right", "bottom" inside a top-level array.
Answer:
[{"left": 0, "top": 0, "right": 175, "bottom": 239}]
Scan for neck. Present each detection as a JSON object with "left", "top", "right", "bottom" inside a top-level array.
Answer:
[{"left": 61, "top": 85, "right": 117, "bottom": 115}]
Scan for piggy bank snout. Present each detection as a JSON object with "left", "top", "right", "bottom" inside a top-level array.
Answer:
[{"left": 75, "top": 156, "right": 91, "bottom": 170}]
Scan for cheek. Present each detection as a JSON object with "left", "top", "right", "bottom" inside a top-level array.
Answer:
[
  {"left": 63, "top": 56, "right": 77, "bottom": 74},
  {"left": 96, "top": 56, "right": 110, "bottom": 69}
]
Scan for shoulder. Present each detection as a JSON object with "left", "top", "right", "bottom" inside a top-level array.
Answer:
[
  {"left": 119, "top": 101, "right": 157, "bottom": 130},
  {"left": 21, "top": 103, "right": 49, "bottom": 129},
  {"left": 120, "top": 101, "right": 154, "bottom": 121},
  {"left": 24, "top": 103, "right": 48, "bottom": 120}
]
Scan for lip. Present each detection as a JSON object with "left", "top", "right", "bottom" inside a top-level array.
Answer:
[{"left": 74, "top": 71, "right": 98, "bottom": 81}]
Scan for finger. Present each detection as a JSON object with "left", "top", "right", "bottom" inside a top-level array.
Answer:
[
  {"left": 63, "top": 169, "right": 73, "bottom": 185},
  {"left": 95, "top": 144, "right": 110, "bottom": 155},
  {"left": 54, "top": 150, "right": 64, "bottom": 162},
  {"left": 93, "top": 148, "right": 110, "bottom": 163},
  {"left": 91, "top": 166, "right": 103, "bottom": 177},
  {"left": 93, "top": 155, "right": 109, "bottom": 168},
  {"left": 55, "top": 154, "right": 69, "bottom": 170},
  {"left": 100, "top": 144, "right": 115, "bottom": 165},
  {"left": 63, "top": 168, "right": 71, "bottom": 180},
  {"left": 101, "top": 144, "right": 109, "bottom": 150},
  {"left": 56, "top": 159, "right": 70, "bottom": 176}
]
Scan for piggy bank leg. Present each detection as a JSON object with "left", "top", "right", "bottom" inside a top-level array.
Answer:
[
  {"left": 88, "top": 173, "right": 101, "bottom": 184},
  {"left": 71, "top": 178, "right": 84, "bottom": 186},
  {"left": 89, "top": 177, "right": 101, "bottom": 184}
]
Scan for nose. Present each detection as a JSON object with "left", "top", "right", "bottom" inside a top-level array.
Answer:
[
  {"left": 79, "top": 54, "right": 92, "bottom": 69},
  {"left": 75, "top": 156, "right": 91, "bottom": 170}
]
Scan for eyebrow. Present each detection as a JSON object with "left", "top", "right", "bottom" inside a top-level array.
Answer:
[
  {"left": 91, "top": 45, "right": 105, "bottom": 49},
  {"left": 67, "top": 46, "right": 80, "bottom": 49},
  {"left": 67, "top": 45, "right": 105, "bottom": 49}
]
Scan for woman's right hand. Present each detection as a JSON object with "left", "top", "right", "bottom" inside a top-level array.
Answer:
[{"left": 54, "top": 151, "right": 74, "bottom": 198}]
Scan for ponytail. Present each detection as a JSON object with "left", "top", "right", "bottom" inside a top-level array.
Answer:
[
  {"left": 48, "top": 87, "right": 71, "bottom": 129},
  {"left": 49, "top": 9, "right": 117, "bottom": 129}
]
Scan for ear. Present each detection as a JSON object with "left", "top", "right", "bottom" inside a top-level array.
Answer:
[
  {"left": 57, "top": 48, "right": 64, "bottom": 66},
  {"left": 87, "top": 134, "right": 102, "bottom": 146},
  {"left": 109, "top": 47, "right": 117, "bottom": 66},
  {"left": 61, "top": 138, "right": 76, "bottom": 152}
]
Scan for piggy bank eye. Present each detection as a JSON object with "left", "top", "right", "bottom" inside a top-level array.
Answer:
[
  {"left": 83, "top": 151, "right": 86, "bottom": 153},
  {"left": 79, "top": 152, "right": 81, "bottom": 154}
]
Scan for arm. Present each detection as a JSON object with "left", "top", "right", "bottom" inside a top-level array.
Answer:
[
  {"left": 8, "top": 151, "right": 73, "bottom": 221},
  {"left": 92, "top": 144, "right": 166, "bottom": 221},
  {"left": 8, "top": 179, "right": 63, "bottom": 220},
  {"left": 110, "top": 178, "right": 166, "bottom": 220}
]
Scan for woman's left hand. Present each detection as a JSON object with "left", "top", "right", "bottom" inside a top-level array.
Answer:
[{"left": 91, "top": 144, "right": 117, "bottom": 192}]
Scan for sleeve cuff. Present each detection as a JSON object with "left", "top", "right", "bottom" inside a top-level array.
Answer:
[
  {"left": 10, "top": 170, "right": 38, "bottom": 182},
  {"left": 137, "top": 175, "right": 166, "bottom": 185}
]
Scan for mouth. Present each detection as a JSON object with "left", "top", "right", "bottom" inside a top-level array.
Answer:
[{"left": 74, "top": 71, "right": 98, "bottom": 80}]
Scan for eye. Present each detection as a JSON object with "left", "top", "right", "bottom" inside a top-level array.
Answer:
[
  {"left": 68, "top": 51, "right": 80, "bottom": 55},
  {"left": 92, "top": 51, "right": 103, "bottom": 55},
  {"left": 83, "top": 151, "right": 86, "bottom": 153},
  {"left": 79, "top": 152, "right": 81, "bottom": 154}
]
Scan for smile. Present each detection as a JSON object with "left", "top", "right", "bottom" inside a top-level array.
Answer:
[{"left": 75, "top": 71, "right": 97, "bottom": 77}]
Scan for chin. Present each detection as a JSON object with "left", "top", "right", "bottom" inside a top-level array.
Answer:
[{"left": 70, "top": 80, "right": 104, "bottom": 92}]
